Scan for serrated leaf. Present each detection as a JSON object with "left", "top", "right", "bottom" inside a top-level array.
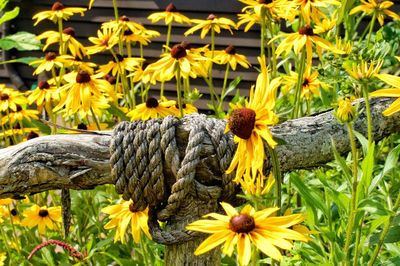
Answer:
[
  {"left": 0, "top": 31, "right": 42, "bottom": 51},
  {"left": 0, "top": 6, "right": 19, "bottom": 25}
]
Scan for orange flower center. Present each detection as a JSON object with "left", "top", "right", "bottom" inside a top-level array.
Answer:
[
  {"left": 228, "top": 108, "right": 256, "bottom": 140},
  {"left": 63, "top": 27, "right": 76, "bottom": 37},
  {"left": 0, "top": 93, "right": 10, "bottom": 101},
  {"left": 225, "top": 45, "right": 236, "bottom": 55},
  {"left": 166, "top": 3, "right": 177, "bottom": 12},
  {"left": 45, "top": 52, "right": 57, "bottom": 61},
  {"left": 38, "top": 81, "right": 50, "bottom": 90},
  {"left": 27, "top": 131, "right": 39, "bottom": 140},
  {"left": 298, "top": 25, "right": 314, "bottom": 36},
  {"left": 146, "top": 97, "right": 159, "bottom": 108},
  {"left": 76, "top": 70, "right": 91, "bottom": 83},
  {"left": 51, "top": 2, "right": 65, "bottom": 11},
  {"left": 171, "top": 44, "right": 187, "bottom": 59},
  {"left": 38, "top": 209, "right": 49, "bottom": 217},
  {"left": 229, "top": 214, "right": 255, "bottom": 233}
]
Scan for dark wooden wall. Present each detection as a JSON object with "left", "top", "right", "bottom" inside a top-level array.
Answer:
[{"left": 1, "top": 0, "right": 400, "bottom": 110}]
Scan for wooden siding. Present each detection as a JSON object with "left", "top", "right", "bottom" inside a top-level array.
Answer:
[{"left": 2, "top": 0, "right": 400, "bottom": 111}]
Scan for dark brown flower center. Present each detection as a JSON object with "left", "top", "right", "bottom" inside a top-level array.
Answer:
[
  {"left": 76, "top": 70, "right": 91, "bottom": 83},
  {"left": 258, "top": 0, "right": 273, "bottom": 3},
  {"left": 175, "top": 103, "right": 187, "bottom": 109},
  {"left": 120, "top": 15, "right": 130, "bottom": 22},
  {"left": 228, "top": 108, "right": 256, "bottom": 140},
  {"left": 166, "top": 3, "right": 177, "bottom": 12},
  {"left": 146, "top": 97, "right": 159, "bottom": 108},
  {"left": 207, "top": 14, "right": 216, "bottom": 20},
  {"left": 171, "top": 44, "right": 187, "bottom": 59},
  {"left": 51, "top": 2, "right": 64, "bottom": 11},
  {"left": 129, "top": 203, "right": 137, "bottom": 213},
  {"left": 180, "top": 41, "right": 191, "bottom": 50},
  {"left": 10, "top": 209, "right": 18, "bottom": 216},
  {"left": 38, "top": 81, "right": 50, "bottom": 90},
  {"left": 77, "top": 123, "right": 88, "bottom": 130},
  {"left": 105, "top": 74, "right": 117, "bottom": 84},
  {"left": 16, "top": 105, "right": 22, "bottom": 112},
  {"left": 38, "top": 209, "right": 49, "bottom": 217},
  {"left": 302, "top": 78, "right": 310, "bottom": 86},
  {"left": 298, "top": 25, "right": 314, "bottom": 36},
  {"left": 45, "top": 52, "right": 57, "bottom": 61},
  {"left": 27, "top": 131, "right": 39, "bottom": 140},
  {"left": 124, "top": 29, "right": 133, "bottom": 36},
  {"left": 0, "top": 93, "right": 10, "bottom": 101},
  {"left": 63, "top": 27, "right": 76, "bottom": 37},
  {"left": 225, "top": 45, "right": 236, "bottom": 55},
  {"left": 113, "top": 54, "right": 125, "bottom": 63},
  {"left": 229, "top": 214, "right": 255, "bottom": 233}
]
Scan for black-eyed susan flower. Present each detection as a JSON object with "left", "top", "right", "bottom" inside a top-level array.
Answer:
[
  {"left": 350, "top": 0, "right": 400, "bottom": 26},
  {"left": 272, "top": 25, "right": 339, "bottom": 66},
  {"left": 32, "top": 2, "right": 86, "bottom": 26},
  {"left": 21, "top": 204, "right": 61, "bottom": 234},
  {"left": 282, "top": 66, "right": 324, "bottom": 99},
  {"left": 28, "top": 80, "right": 57, "bottom": 108},
  {"left": 225, "top": 56, "right": 280, "bottom": 182},
  {"left": 36, "top": 27, "right": 86, "bottom": 59},
  {"left": 101, "top": 199, "right": 151, "bottom": 244},
  {"left": 54, "top": 70, "right": 114, "bottom": 117},
  {"left": 335, "top": 96, "right": 357, "bottom": 123},
  {"left": 370, "top": 73, "right": 400, "bottom": 116},
  {"left": 30, "top": 52, "right": 74, "bottom": 75},
  {"left": 0, "top": 198, "right": 13, "bottom": 205},
  {"left": 102, "top": 15, "right": 145, "bottom": 34},
  {"left": 127, "top": 97, "right": 175, "bottom": 121},
  {"left": 184, "top": 14, "right": 237, "bottom": 39},
  {"left": 210, "top": 45, "right": 251, "bottom": 71},
  {"left": 237, "top": 12, "right": 261, "bottom": 32},
  {"left": 186, "top": 202, "right": 308, "bottom": 265},
  {"left": 239, "top": 0, "right": 297, "bottom": 21},
  {"left": 98, "top": 55, "right": 144, "bottom": 76},
  {"left": 344, "top": 59, "right": 383, "bottom": 81},
  {"left": 86, "top": 26, "right": 119, "bottom": 55},
  {"left": 0, "top": 86, "right": 27, "bottom": 112},
  {"left": 148, "top": 3, "right": 191, "bottom": 25},
  {"left": 240, "top": 172, "right": 275, "bottom": 196},
  {"left": 122, "top": 28, "right": 159, "bottom": 46},
  {"left": 294, "top": 0, "right": 340, "bottom": 24},
  {"left": 169, "top": 102, "right": 198, "bottom": 116},
  {"left": 1, "top": 105, "right": 39, "bottom": 125},
  {"left": 145, "top": 43, "right": 208, "bottom": 81}
]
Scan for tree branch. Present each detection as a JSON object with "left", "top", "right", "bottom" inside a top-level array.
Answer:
[{"left": 0, "top": 98, "right": 398, "bottom": 199}]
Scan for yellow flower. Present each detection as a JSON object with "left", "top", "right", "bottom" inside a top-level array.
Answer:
[
  {"left": 21, "top": 204, "right": 61, "bottom": 234},
  {"left": 335, "top": 96, "right": 357, "bottom": 123},
  {"left": 102, "top": 15, "right": 145, "bottom": 35},
  {"left": 1, "top": 105, "right": 39, "bottom": 125},
  {"left": 282, "top": 66, "right": 324, "bottom": 99},
  {"left": 122, "top": 28, "right": 159, "bottom": 46},
  {"left": 239, "top": 0, "right": 297, "bottom": 21},
  {"left": 28, "top": 81, "right": 57, "bottom": 108},
  {"left": 127, "top": 97, "right": 176, "bottom": 121},
  {"left": 145, "top": 43, "right": 208, "bottom": 82},
  {"left": 0, "top": 128, "right": 38, "bottom": 139},
  {"left": 225, "top": 56, "right": 280, "bottom": 182},
  {"left": 32, "top": 2, "right": 86, "bottom": 26},
  {"left": 350, "top": 0, "right": 400, "bottom": 26},
  {"left": 98, "top": 55, "right": 144, "bottom": 76},
  {"left": 294, "top": 0, "right": 340, "bottom": 24},
  {"left": 148, "top": 3, "right": 191, "bottom": 25},
  {"left": 54, "top": 70, "right": 113, "bottom": 117},
  {"left": 272, "top": 25, "right": 339, "bottom": 66},
  {"left": 370, "top": 73, "right": 400, "bottom": 116},
  {"left": 0, "top": 199, "right": 13, "bottom": 205},
  {"left": 335, "top": 37, "right": 353, "bottom": 55},
  {"left": 101, "top": 199, "right": 151, "bottom": 244},
  {"left": 186, "top": 202, "right": 308, "bottom": 265},
  {"left": 0, "top": 85, "right": 27, "bottom": 112},
  {"left": 237, "top": 12, "right": 261, "bottom": 32},
  {"left": 208, "top": 45, "right": 251, "bottom": 71},
  {"left": 313, "top": 16, "right": 337, "bottom": 34},
  {"left": 36, "top": 27, "right": 86, "bottom": 59},
  {"left": 168, "top": 102, "right": 198, "bottom": 116},
  {"left": 86, "top": 26, "right": 119, "bottom": 55},
  {"left": 184, "top": 14, "right": 237, "bottom": 39},
  {"left": 344, "top": 60, "right": 383, "bottom": 81},
  {"left": 240, "top": 172, "right": 275, "bottom": 196},
  {"left": 30, "top": 52, "right": 74, "bottom": 75},
  {"left": 0, "top": 252, "right": 6, "bottom": 266}
]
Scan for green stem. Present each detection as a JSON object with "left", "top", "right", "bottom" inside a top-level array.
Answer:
[
  {"left": 268, "top": 145, "right": 282, "bottom": 214},
  {"left": 362, "top": 83, "right": 373, "bottom": 145},
  {"left": 208, "top": 28, "right": 217, "bottom": 112},
  {"left": 165, "top": 23, "right": 172, "bottom": 50},
  {"left": 57, "top": 18, "right": 65, "bottom": 55},
  {"left": 366, "top": 12, "right": 376, "bottom": 48},
  {"left": 217, "top": 64, "right": 230, "bottom": 115},
  {"left": 7, "top": 205, "right": 20, "bottom": 251},
  {"left": 266, "top": 12, "right": 277, "bottom": 78},
  {"left": 140, "top": 237, "right": 150, "bottom": 266},
  {"left": 90, "top": 107, "right": 101, "bottom": 130},
  {"left": 291, "top": 49, "right": 306, "bottom": 119},
  {"left": 260, "top": 6, "right": 266, "bottom": 57},
  {"left": 251, "top": 246, "right": 259, "bottom": 266},
  {"left": 176, "top": 65, "right": 184, "bottom": 118},
  {"left": 368, "top": 192, "right": 400, "bottom": 266},
  {"left": 112, "top": 0, "right": 119, "bottom": 20},
  {"left": 344, "top": 123, "right": 358, "bottom": 265}
]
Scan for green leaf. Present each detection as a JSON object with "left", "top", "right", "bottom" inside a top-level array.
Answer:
[
  {"left": 0, "top": 0, "right": 9, "bottom": 11},
  {"left": 0, "top": 31, "right": 42, "bottom": 51},
  {"left": 353, "top": 130, "right": 369, "bottom": 156},
  {"left": 383, "top": 256, "right": 400, "bottom": 266},
  {"left": 291, "top": 173, "right": 328, "bottom": 218},
  {"left": 0, "top": 56, "right": 39, "bottom": 65},
  {"left": 107, "top": 103, "right": 129, "bottom": 121},
  {"left": 358, "top": 198, "right": 392, "bottom": 216},
  {"left": 27, "top": 119, "right": 51, "bottom": 135},
  {"left": 359, "top": 141, "right": 375, "bottom": 196},
  {"left": 0, "top": 6, "right": 19, "bottom": 25},
  {"left": 369, "top": 144, "right": 400, "bottom": 194},
  {"left": 221, "top": 75, "right": 242, "bottom": 100},
  {"left": 370, "top": 226, "right": 400, "bottom": 244},
  {"left": 331, "top": 139, "right": 352, "bottom": 185}
]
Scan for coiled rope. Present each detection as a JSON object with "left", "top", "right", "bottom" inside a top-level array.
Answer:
[{"left": 110, "top": 114, "right": 237, "bottom": 245}]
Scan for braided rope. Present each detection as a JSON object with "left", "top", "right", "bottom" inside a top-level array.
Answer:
[{"left": 110, "top": 114, "right": 236, "bottom": 245}]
